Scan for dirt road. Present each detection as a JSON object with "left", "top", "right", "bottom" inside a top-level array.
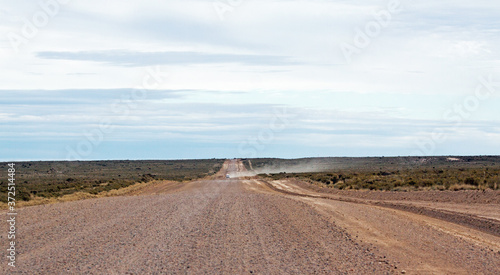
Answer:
[{"left": 2, "top": 160, "right": 499, "bottom": 274}]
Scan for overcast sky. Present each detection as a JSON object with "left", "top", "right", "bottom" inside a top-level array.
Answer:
[{"left": 1, "top": 0, "right": 500, "bottom": 161}]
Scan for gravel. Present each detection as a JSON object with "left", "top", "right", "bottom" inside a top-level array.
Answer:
[{"left": 1, "top": 179, "right": 393, "bottom": 274}]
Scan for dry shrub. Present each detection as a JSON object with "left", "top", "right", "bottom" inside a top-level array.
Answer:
[
  {"left": 0, "top": 180, "right": 161, "bottom": 209},
  {"left": 449, "top": 184, "right": 478, "bottom": 191}
]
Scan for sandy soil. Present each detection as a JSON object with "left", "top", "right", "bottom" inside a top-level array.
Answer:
[{"left": 1, "top": 159, "right": 499, "bottom": 274}]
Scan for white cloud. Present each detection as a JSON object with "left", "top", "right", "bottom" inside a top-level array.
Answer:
[{"left": 1, "top": 0, "right": 500, "bottom": 159}]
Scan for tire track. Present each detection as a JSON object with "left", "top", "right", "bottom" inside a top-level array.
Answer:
[{"left": 259, "top": 179, "right": 500, "bottom": 237}]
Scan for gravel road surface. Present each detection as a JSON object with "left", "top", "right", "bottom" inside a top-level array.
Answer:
[
  {"left": 1, "top": 163, "right": 392, "bottom": 274},
  {"left": 1, "top": 160, "right": 498, "bottom": 274}
]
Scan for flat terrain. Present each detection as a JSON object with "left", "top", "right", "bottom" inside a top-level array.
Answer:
[
  {"left": 0, "top": 159, "right": 224, "bottom": 202},
  {"left": 246, "top": 156, "right": 500, "bottom": 191},
  {"left": 1, "top": 160, "right": 499, "bottom": 274}
]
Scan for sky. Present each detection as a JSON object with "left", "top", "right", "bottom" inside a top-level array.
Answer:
[{"left": 1, "top": 0, "right": 500, "bottom": 161}]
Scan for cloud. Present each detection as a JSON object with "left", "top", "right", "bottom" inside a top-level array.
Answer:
[
  {"left": 2, "top": 1, "right": 500, "bottom": 159},
  {"left": 0, "top": 89, "right": 188, "bottom": 114},
  {"left": 35, "top": 50, "right": 299, "bottom": 67}
]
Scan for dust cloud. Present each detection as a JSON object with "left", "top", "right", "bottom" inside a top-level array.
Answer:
[{"left": 252, "top": 160, "right": 329, "bottom": 175}]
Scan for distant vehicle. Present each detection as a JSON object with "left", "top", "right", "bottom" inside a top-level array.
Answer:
[{"left": 226, "top": 174, "right": 230, "bottom": 178}]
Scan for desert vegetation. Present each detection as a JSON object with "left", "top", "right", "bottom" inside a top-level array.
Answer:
[
  {"left": 248, "top": 156, "right": 500, "bottom": 191},
  {"left": 0, "top": 159, "right": 224, "bottom": 202}
]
